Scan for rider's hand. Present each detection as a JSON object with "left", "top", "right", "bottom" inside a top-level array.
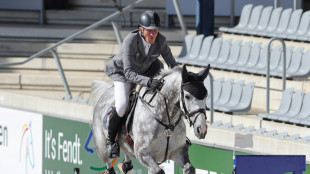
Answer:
[{"left": 147, "top": 79, "right": 161, "bottom": 92}]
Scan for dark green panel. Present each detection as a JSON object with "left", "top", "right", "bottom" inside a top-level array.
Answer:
[{"left": 42, "top": 115, "right": 148, "bottom": 174}]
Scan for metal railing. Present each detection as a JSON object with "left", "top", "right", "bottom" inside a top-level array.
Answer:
[
  {"left": 266, "top": 38, "right": 286, "bottom": 114},
  {"left": 0, "top": 0, "right": 146, "bottom": 100}
]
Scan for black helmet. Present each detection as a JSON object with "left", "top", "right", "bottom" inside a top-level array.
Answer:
[{"left": 138, "top": 10, "right": 160, "bottom": 30}]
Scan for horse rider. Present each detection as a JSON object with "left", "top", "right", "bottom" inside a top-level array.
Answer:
[{"left": 104, "top": 10, "right": 178, "bottom": 158}]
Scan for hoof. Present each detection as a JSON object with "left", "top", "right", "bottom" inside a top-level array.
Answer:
[{"left": 117, "top": 161, "right": 133, "bottom": 174}]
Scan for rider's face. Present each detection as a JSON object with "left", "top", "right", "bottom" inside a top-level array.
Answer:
[{"left": 139, "top": 27, "right": 158, "bottom": 44}]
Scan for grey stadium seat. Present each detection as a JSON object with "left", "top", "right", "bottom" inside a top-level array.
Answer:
[
  {"left": 289, "top": 92, "right": 310, "bottom": 124},
  {"left": 270, "top": 46, "right": 294, "bottom": 76},
  {"left": 206, "top": 77, "right": 224, "bottom": 108},
  {"left": 274, "top": 9, "right": 303, "bottom": 38},
  {"left": 218, "top": 82, "right": 255, "bottom": 113},
  {"left": 257, "top": 88, "right": 294, "bottom": 119},
  {"left": 287, "top": 11, "right": 310, "bottom": 40},
  {"left": 225, "top": 41, "right": 252, "bottom": 71},
  {"left": 287, "top": 49, "right": 310, "bottom": 78},
  {"left": 271, "top": 89, "right": 305, "bottom": 121},
  {"left": 216, "top": 80, "right": 245, "bottom": 110},
  {"left": 247, "top": 6, "right": 273, "bottom": 35},
  {"left": 237, "top": 43, "right": 263, "bottom": 72},
  {"left": 246, "top": 44, "right": 269, "bottom": 74},
  {"left": 176, "top": 34, "right": 194, "bottom": 59},
  {"left": 267, "top": 8, "right": 292, "bottom": 37},
  {"left": 193, "top": 37, "right": 222, "bottom": 66},
  {"left": 219, "top": 4, "right": 253, "bottom": 32},
  {"left": 255, "top": 45, "right": 283, "bottom": 75},
  {"left": 176, "top": 34, "right": 204, "bottom": 64},
  {"left": 214, "top": 40, "right": 242, "bottom": 69},
  {"left": 277, "top": 47, "right": 304, "bottom": 76},
  {"left": 209, "top": 38, "right": 232, "bottom": 64},
  {"left": 182, "top": 35, "right": 214, "bottom": 64},
  {"left": 213, "top": 78, "right": 234, "bottom": 109},
  {"left": 235, "top": 5, "right": 263, "bottom": 34},
  {"left": 258, "top": 7, "right": 283, "bottom": 36}
]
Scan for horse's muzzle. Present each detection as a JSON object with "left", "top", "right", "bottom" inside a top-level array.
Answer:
[{"left": 196, "top": 124, "right": 207, "bottom": 139}]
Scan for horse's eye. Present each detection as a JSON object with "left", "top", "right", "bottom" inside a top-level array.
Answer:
[{"left": 185, "top": 95, "right": 191, "bottom": 100}]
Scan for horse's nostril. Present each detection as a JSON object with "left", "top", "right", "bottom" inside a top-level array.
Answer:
[{"left": 197, "top": 127, "right": 201, "bottom": 134}]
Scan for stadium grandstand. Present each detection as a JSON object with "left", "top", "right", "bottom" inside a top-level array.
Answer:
[{"left": 1, "top": 0, "right": 310, "bottom": 173}]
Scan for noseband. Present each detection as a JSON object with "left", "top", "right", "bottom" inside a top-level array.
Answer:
[{"left": 181, "top": 82, "right": 207, "bottom": 127}]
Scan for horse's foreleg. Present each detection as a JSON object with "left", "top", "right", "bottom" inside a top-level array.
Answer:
[
  {"left": 171, "top": 146, "right": 195, "bottom": 174},
  {"left": 136, "top": 148, "right": 165, "bottom": 174}
]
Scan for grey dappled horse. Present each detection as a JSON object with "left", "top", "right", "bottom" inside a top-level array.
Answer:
[{"left": 89, "top": 65, "right": 210, "bottom": 174}]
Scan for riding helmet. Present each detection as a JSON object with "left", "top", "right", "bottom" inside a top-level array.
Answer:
[{"left": 138, "top": 10, "right": 160, "bottom": 30}]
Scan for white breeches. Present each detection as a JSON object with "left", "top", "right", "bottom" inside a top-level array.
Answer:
[{"left": 114, "top": 81, "right": 135, "bottom": 117}]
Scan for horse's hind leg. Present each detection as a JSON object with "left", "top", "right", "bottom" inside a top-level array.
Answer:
[{"left": 171, "top": 147, "right": 195, "bottom": 174}]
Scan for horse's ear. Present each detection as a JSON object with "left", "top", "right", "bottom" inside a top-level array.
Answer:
[
  {"left": 198, "top": 64, "right": 210, "bottom": 81},
  {"left": 182, "top": 65, "right": 189, "bottom": 82}
]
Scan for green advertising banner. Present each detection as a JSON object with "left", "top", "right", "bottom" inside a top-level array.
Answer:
[{"left": 42, "top": 115, "right": 148, "bottom": 174}]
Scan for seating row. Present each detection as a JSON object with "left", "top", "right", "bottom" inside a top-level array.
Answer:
[
  {"left": 219, "top": 4, "right": 310, "bottom": 42},
  {"left": 211, "top": 120, "right": 310, "bottom": 142},
  {"left": 258, "top": 88, "right": 310, "bottom": 126},
  {"left": 204, "top": 77, "right": 255, "bottom": 113},
  {"left": 176, "top": 34, "right": 310, "bottom": 79}
]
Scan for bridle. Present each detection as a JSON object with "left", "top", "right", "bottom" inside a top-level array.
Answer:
[{"left": 180, "top": 82, "right": 207, "bottom": 127}]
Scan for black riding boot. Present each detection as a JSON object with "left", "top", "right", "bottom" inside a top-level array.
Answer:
[{"left": 107, "top": 107, "right": 123, "bottom": 158}]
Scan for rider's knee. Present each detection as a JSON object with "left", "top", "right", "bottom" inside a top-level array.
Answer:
[{"left": 115, "top": 103, "right": 127, "bottom": 117}]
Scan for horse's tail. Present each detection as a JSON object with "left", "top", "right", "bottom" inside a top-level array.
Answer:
[{"left": 88, "top": 80, "right": 113, "bottom": 107}]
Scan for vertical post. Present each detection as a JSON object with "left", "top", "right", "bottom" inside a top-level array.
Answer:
[
  {"left": 209, "top": 73, "right": 214, "bottom": 124},
  {"left": 274, "top": 0, "right": 279, "bottom": 8},
  {"left": 230, "top": 0, "right": 235, "bottom": 27},
  {"left": 51, "top": 49, "right": 72, "bottom": 100},
  {"left": 196, "top": 0, "right": 214, "bottom": 36},
  {"left": 111, "top": 21, "right": 123, "bottom": 45},
  {"left": 266, "top": 38, "right": 286, "bottom": 114},
  {"left": 40, "top": 0, "right": 45, "bottom": 25},
  {"left": 172, "top": 0, "right": 188, "bottom": 36}
]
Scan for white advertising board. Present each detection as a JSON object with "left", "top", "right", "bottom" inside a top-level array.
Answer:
[{"left": 0, "top": 107, "right": 42, "bottom": 174}]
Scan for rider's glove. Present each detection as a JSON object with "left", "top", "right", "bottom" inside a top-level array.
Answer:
[{"left": 147, "top": 78, "right": 161, "bottom": 92}]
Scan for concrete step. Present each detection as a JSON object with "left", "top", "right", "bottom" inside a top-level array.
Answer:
[{"left": 0, "top": 41, "right": 183, "bottom": 58}]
